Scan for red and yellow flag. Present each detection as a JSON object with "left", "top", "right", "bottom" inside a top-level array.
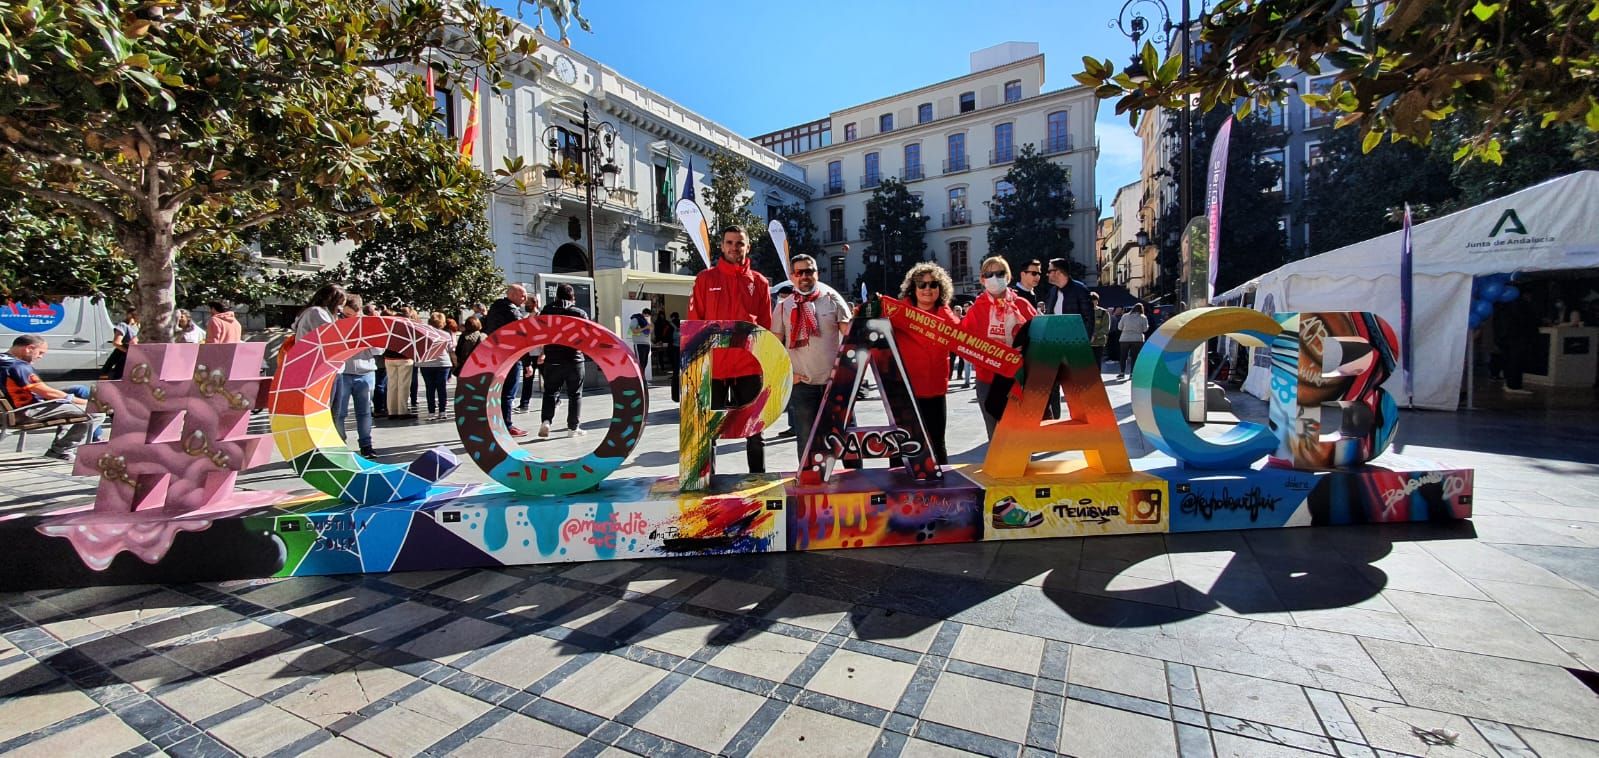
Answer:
[{"left": 458, "top": 78, "right": 480, "bottom": 160}]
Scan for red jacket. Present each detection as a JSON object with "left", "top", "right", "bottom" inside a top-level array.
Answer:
[
  {"left": 895, "top": 304, "right": 958, "bottom": 398},
  {"left": 959, "top": 289, "right": 1037, "bottom": 384},
  {"left": 688, "top": 257, "right": 772, "bottom": 380}
]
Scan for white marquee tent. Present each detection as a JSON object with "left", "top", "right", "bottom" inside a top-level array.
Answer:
[{"left": 1223, "top": 171, "right": 1599, "bottom": 410}]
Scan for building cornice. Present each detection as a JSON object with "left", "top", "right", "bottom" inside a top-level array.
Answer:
[
  {"left": 787, "top": 85, "right": 1096, "bottom": 160},
  {"left": 605, "top": 99, "right": 813, "bottom": 199},
  {"left": 827, "top": 54, "right": 1046, "bottom": 122}
]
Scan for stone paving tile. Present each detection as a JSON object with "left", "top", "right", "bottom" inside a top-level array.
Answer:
[
  {"left": 429, "top": 571, "right": 522, "bottom": 604},
  {"left": 1195, "top": 669, "right": 1322, "bottom": 735},
  {"left": 340, "top": 685, "right": 491, "bottom": 755},
  {"left": 846, "top": 608, "right": 942, "bottom": 653},
  {"left": 1360, "top": 638, "right": 1599, "bottom": 741},
  {"left": 463, "top": 633, "right": 586, "bottom": 690},
  {"left": 1209, "top": 731, "right": 1324, "bottom": 757},
  {"left": 0, "top": 685, "right": 97, "bottom": 741},
  {"left": 708, "top": 627, "right": 817, "bottom": 683},
  {"left": 153, "top": 677, "right": 254, "bottom": 723},
  {"left": 1549, "top": 634, "right": 1599, "bottom": 671},
  {"left": 300, "top": 737, "right": 384, "bottom": 757},
  {"left": 208, "top": 704, "right": 322, "bottom": 756},
  {"left": 1160, "top": 613, "right": 1399, "bottom": 700},
  {"left": 1382, "top": 589, "right": 1579, "bottom": 666},
  {"left": 806, "top": 648, "right": 917, "bottom": 712},
  {"left": 1286, "top": 606, "right": 1429, "bottom": 645},
  {"left": 1420, "top": 540, "right": 1579, "bottom": 589},
  {"left": 1471, "top": 579, "right": 1599, "bottom": 640},
  {"left": 917, "top": 672, "right": 1034, "bottom": 744},
  {"left": 747, "top": 704, "right": 879, "bottom": 757},
  {"left": 541, "top": 653, "right": 668, "bottom": 720},
  {"left": 1516, "top": 728, "right": 1599, "bottom": 758},
  {"left": 626, "top": 611, "right": 723, "bottom": 658},
  {"left": 448, "top": 710, "right": 585, "bottom": 756},
  {"left": 1340, "top": 695, "right": 1493, "bottom": 758},
  {"left": 272, "top": 665, "right": 415, "bottom": 726},
  {"left": 633, "top": 678, "right": 766, "bottom": 753},
  {"left": 5, "top": 714, "right": 146, "bottom": 758},
  {"left": 396, "top": 616, "right": 510, "bottom": 665},
  {"left": 948, "top": 624, "right": 1044, "bottom": 675},
  {"left": 1057, "top": 699, "right": 1178, "bottom": 758},
  {"left": 1067, "top": 645, "right": 1169, "bottom": 704},
  {"left": 337, "top": 601, "right": 447, "bottom": 643},
  {"left": 765, "top": 593, "right": 854, "bottom": 632}
]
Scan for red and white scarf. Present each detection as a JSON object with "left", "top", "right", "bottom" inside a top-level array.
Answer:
[
  {"left": 788, "top": 290, "right": 821, "bottom": 348},
  {"left": 985, "top": 289, "right": 1022, "bottom": 343}
]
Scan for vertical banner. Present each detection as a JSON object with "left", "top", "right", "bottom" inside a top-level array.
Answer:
[
  {"left": 675, "top": 198, "right": 712, "bottom": 269},
  {"left": 458, "top": 78, "right": 481, "bottom": 160},
  {"left": 1205, "top": 116, "right": 1233, "bottom": 304},
  {"left": 768, "top": 220, "right": 792, "bottom": 276},
  {"left": 1400, "top": 203, "right": 1415, "bottom": 407}
]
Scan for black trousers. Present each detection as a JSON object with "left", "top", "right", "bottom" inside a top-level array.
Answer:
[
  {"left": 712, "top": 375, "right": 765, "bottom": 473},
  {"left": 891, "top": 395, "right": 948, "bottom": 467},
  {"left": 634, "top": 344, "right": 650, "bottom": 376},
  {"left": 541, "top": 362, "right": 584, "bottom": 430}
]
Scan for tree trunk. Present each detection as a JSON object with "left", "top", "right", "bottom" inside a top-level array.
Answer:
[{"left": 121, "top": 214, "right": 177, "bottom": 344}]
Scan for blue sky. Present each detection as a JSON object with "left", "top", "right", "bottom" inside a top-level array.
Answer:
[{"left": 508, "top": 0, "right": 1150, "bottom": 216}]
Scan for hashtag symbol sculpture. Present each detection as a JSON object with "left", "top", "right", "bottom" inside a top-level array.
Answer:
[{"left": 74, "top": 343, "right": 272, "bottom": 514}]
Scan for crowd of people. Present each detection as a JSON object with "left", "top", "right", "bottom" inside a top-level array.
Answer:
[{"left": 10, "top": 225, "right": 1155, "bottom": 465}]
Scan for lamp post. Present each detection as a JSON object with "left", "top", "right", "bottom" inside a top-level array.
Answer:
[
  {"left": 541, "top": 102, "right": 621, "bottom": 280},
  {"left": 1112, "top": 0, "right": 1195, "bottom": 304}
]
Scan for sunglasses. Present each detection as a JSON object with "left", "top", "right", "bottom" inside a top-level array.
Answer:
[
  {"left": 792, "top": 268, "right": 816, "bottom": 276},
  {"left": 1023, "top": 269, "right": 1042, "bottom": 276},
  {"left": 982, "top": 272, "right": 1007, "bottom": 280},
  {"left": 915, "top": 280, "right": 940, "bottom": 290}
]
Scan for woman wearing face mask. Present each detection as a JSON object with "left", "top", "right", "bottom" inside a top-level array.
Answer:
[{"left": 959, "top": 256, "right": 1038, "bottom": 438}]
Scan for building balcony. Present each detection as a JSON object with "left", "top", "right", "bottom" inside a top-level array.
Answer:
[
  {"left": 823, "top": 180, "right": 844, "bottom": 196},
  {"left": 825, "top": 230, "right": 847, "bottom": 244},
  {"left": 902, "top": 164, "right": 924, "bottom": 182},
  {"left": 860, "top": 174, "right": 881, "bottom": 190},
  {"left": 943, "top": 209, "right": 972, "bottom": 228},
  {"left": 943, "top": 156, "right": 969, "bottom": 174},
  {"left": 990, "top": 147, "right": 1014, "bottom": 165},
  {"left": 1041, "top": 136, "right": 1071, "bottom": 155}
]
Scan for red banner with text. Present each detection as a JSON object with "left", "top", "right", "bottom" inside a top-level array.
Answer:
[{"left": 879, "top": 296, "right": 1022, "bottom": 378}]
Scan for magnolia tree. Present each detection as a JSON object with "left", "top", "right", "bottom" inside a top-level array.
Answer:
[{"left": 0, "top": 0, "right": 575, "bottom": 342}]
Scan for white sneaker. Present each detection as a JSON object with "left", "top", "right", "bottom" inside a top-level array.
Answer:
[
  {"left": 538, "top": 422, "right": 551, "bottom": 438},
  {"left": 1504, "top": 387, "right": 1534, "bottom": 395},
  {"left": 569, "top": 427, "right": 587, "bottom": 437}
]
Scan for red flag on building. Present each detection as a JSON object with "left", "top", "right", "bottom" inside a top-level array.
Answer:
[{"left": 458, "top": 78, "right": 480, "bottom": 160}]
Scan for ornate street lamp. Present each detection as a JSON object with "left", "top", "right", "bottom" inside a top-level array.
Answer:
[
  {"left": 541, "top": 101, "right": 620, "bottom": 280},
  {"left": 1111, "top": 0, "right": 1197, "bottom": 303}
]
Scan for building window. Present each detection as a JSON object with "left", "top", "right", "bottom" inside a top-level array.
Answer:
[
  {"left": 828, "top": 208, "right": 845, "bottom": 244},
  {"left": 1306, "top": 75, "right": 1337, "bottom": 127},
  {"left": 995, "top": 179, "right": 1015, "bottom": 198},
  {"left": 992, "top": 123, "right": 1014, "bottom": 164},
  {"left": 959, "top": 91, "right": 975, "bottom": 113},
  {"left": 825, "top": 161, "right": 843, "bottom": 195},
  {"left": 1045, "top": 110, "right": 1068, "bottom": 154},
  {"left": 945, "top": 133, "right": 967, "bottom": 173},
  {"left": 1004, "top": 80, "right": 1021, "bottom": 103},
  {"left": 1306, "top": 141, "right": 1325, "bottom": 171},
  {"left": 844, "top": 122, "right": 857, "bottom": 141},
  {"left": 947, "top": 187, "right": 969, "bottom": 227},
  {"left": 879, "top": 113, "right": 893, "bottom": 133},
  {"left": 1263, "top": 149, "right": 1285, "bottom": 194},
  {"left": 1263, "top": 101, "right": 1285, "bottom": 130},
  {"left": 653, "top": 164, "right": 671, "bottom": 220},
  {"left": 657, "top": 249, "right": 672, "bottom": 273},
  {"left": 863, "top": 152, "right": 880, "bottom": 188},
  {"left": 830, "top": 255, "right": 847, "bottom": 290},
  {"left": 949, "top": 241, "right": 970, "bottom": 282},
  {"left": 552, "top": 125, "right": 584, "bottom": 168},
  {"left": 918, "top": 103, "right": 933, "bottom": 123},
  {"left": 903, "top": 143, "right": 922, "bottom": 181},
  {"left": 433, "top": 87, "right": 455, "bottom": 138}
]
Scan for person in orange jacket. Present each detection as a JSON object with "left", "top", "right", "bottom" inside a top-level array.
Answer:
[{"left": 687, "top": 224, "right": 773, "bottom": 473}]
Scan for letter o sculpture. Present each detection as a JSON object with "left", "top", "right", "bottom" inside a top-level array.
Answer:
[
  {"left": 454, "top": 315, "right": 647, "bottom": 495},
  {"left": 270, "top": 316, "right": 460, "bottom": 504}
]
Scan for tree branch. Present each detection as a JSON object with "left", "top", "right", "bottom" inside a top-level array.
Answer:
[
  {"left": 1, "top": 138, "right": 147, "bottom": 205},
  {"left": 17, "top": 186, "right": 122, "bottom": 228}
]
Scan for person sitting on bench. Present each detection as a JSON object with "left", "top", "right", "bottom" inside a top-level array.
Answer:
[{"left": 2, "top": 335, "right": 104, "bottom": 462}]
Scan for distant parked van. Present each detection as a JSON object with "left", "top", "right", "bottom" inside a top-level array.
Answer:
[{"left": 0, "top": 298, "right": 114, "bottom": 376}]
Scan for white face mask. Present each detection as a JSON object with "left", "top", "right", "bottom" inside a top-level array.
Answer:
[{"left": 983, "top": 276, "right": 1007, "bottom": 295}]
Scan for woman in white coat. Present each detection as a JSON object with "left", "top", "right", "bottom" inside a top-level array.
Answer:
[{"left": 1116, "top": 303, "right": 1150, "bottom": 379}]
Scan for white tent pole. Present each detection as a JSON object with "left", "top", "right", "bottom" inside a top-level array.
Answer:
[{"left": 1466, "top": 333, "right": 1476, "bottom": 410}]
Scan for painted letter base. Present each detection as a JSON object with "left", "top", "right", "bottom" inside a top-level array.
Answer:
[{"left": 2, "top": 459, "right": 1469, "bottom": 590}]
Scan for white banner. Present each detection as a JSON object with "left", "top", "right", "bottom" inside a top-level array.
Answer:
[
  {"left": 768, "top": 220, "right": 791, "bottom": 275},
  {"left": 675, "top": 199, "right": 712, "bottom": 269}
]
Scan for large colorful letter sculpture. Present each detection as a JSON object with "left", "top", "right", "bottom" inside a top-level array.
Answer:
[
  {"left": 454, "top": 315, "right": 647, "bottom": 495},
  {"left": 1267, "top": 312, "right": 1400, "bottom": 469},
  {"left": 270, "top": 316, "right": 459, "bottom": 504},
  {"left": 983, "top": 315, "right": 1131, "bottom": 478},
  {"left": 678, "top": 320, "right": 792, "bottom": 491},
  {"left": 1132, "top": 307, "right": 1283, "bottom": 469},
  {"left": 799, "top": 316, "right": 940, "bottom": 484},
  {"left": 74, "top": 343, "right": 272, "bottom": 514}
]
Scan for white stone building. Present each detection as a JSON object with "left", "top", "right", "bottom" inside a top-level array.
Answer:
[{"left": 755, "top": 43, "right": 1098, "bottom": 295}]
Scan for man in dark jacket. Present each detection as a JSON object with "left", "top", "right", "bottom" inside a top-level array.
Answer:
[
  {"left": 688, "top": 224, "right": 772, "bottom": 473},
  {"left": 483, "top": 284, "right": 536, "bottom": 436},
  {"left": 1043, "top": 257, "right": 1095, "bottom": 326},
  {"left": 1010, "top": 258, "right": 1044, "bottom": 308},
  {"left": 538, "top": 283, "right": 589, "bottom": 437}
]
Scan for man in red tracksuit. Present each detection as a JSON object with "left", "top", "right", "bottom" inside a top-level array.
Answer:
[{"left": 688, "top": 224, "right": 773, "bottom": 473}]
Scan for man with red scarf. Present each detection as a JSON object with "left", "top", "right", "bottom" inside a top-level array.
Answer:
[
  {"left": 771, "top": 254, "right": 852, "bottom": 465},
  {"left": 688, "top": 225, "right": 773, "bottom": 473}
]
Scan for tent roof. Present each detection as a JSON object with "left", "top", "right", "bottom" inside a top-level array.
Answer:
[{"left": 1260, "top": 171, "right": 1599, "bottom": 284}]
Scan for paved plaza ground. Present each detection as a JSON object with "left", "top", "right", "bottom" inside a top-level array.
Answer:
[{"left": 1, "top": 373, "right": 1597, "bottom": 757}]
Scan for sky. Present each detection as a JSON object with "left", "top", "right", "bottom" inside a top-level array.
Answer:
[{"left": 504, "top": 0, "right": 1151, "bottom": 216}]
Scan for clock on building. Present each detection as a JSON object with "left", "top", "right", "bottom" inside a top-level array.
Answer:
[{"left": 552, "top": 55, "right": 578, "bottom": 85}]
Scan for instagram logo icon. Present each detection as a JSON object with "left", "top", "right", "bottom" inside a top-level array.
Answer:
[{"left": 1126, "top": 489, "right": 1163, "bottom": 525}]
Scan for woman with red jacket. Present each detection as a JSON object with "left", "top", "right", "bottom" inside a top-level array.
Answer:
[
  {"left": 960, "top": 255, "right": 1038, "bottom": 438},
  {"left": 893, "top": 262, "right": 960, "bottom": 465}
]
